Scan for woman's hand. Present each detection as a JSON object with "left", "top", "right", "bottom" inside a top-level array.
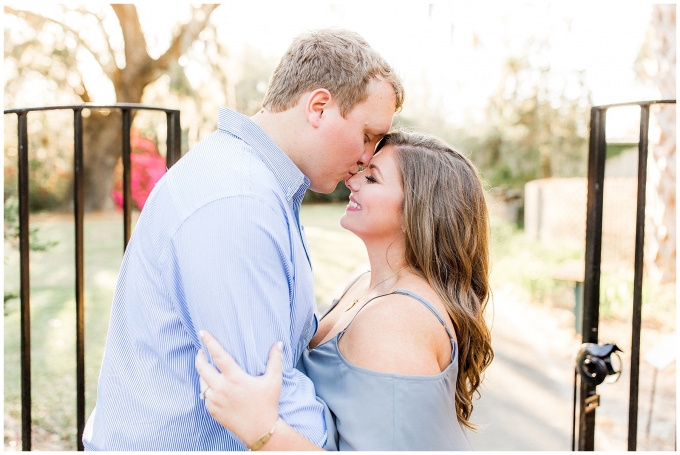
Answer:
[{"left": 195, "top": 330, "right": 283, "bottom": 448}]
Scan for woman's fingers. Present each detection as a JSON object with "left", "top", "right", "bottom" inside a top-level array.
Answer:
[
  {"left": 195, "top": 348, "right": 223, "bottom": 390},
  {"left": 199, "top": 376, "right": 209, "bottom": 394},
  {"left": 197, "top": 330, "right": 284, "bottom": 401},
  {"left": 193, "top": 333, "right": 284, "bottom": 444},
  {"left": 264, "top": 341, "right": 284, "bottom": 384},
  {"left": 199, "top": 330, "right": 243, "bottom": 377}
]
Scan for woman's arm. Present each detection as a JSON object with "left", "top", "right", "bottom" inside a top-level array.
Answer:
[{"left": 195, "top": 331, "right": 323, "bottom": 451}]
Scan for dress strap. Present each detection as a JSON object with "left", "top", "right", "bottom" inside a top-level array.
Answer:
[
  {"left": 337, "top": 289, "right": 458, "bottom": 362},
  {"left": 392, "top": 290, "right": 456, "bottom": 342},
  {"left": 338, "top": 291, "right": 395, "bottom": 338},
  {"left": 339, "top": 289, "right": 455, "bottom": 340},
  {"left": 320, "top": 270, "right": 370, "bottom": 319}
]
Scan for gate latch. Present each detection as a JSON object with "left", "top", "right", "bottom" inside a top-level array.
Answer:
[
  {"left": 576, "top": 343, "right": 623, "bottom": 386},
  {"left": 584, "top": 394, "right": 600, "bottom": 413}
]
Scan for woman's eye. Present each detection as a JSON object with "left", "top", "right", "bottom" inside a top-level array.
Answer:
[{"left": 365, "top": 175, "right": 378, "bottom": 183}]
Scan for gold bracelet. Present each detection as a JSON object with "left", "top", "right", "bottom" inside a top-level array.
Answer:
[{"left": 248, "top": 417, "right": 280, "bottom": 451}]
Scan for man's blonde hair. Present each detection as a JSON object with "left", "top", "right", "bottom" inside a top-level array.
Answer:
[{"left": 262, "top": 28, "right": 404, "bottom": 116}]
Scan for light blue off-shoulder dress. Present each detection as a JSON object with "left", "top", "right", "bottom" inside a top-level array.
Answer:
[{"left": 297, "top": 277, "right": 472, "bottom": 451}]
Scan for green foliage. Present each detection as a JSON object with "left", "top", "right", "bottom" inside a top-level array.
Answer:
[
  {"left": 490, "top": 217, "right": 675, "bottom": 326},
  {"left": 234, "top": 45, "right": 278, "bottom": 116},
  {"left": 489, "top": 216, "right": 584, "bottom": 308},
  {"left": 3, "top": 196, "right": 58, "bottom": 314},
  {"left": 3, "top": 196, "right": 59, "bottom": 251},
  {"left": 396, "top": 38, "right": 591, "bottom": 192},
  {"left": 606, "top": 143, "right": 638, "bottom": 160},
  {"left": 4, "top": 111, "right": 75, "bottom": 212},
  {"left": 467, "top": 46, "right": 591, "bottom": 189},
  {"left": 303, "top": 181, "right": 351, "bottom": 204}
]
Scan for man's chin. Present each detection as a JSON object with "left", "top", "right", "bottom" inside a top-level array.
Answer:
[{"left": 308, "top": 182, "right": 339, "bottom": 194}]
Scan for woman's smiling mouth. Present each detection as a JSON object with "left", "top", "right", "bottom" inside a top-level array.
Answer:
[{"left": 347, "top": 196, "right": 362, "bottom": 210}]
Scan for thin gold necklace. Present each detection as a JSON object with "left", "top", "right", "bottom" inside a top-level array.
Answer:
[{"left": 344, "top": 266, "right": 408, "bottom": 312}]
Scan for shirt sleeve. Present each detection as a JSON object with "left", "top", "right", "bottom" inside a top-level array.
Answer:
[{"left": 170, "top": 195, "right": 327, "bottom": 446}]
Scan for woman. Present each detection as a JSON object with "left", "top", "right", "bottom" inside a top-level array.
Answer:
[{"left": 196, "top": 131, "right": 494, "bottom": 450}]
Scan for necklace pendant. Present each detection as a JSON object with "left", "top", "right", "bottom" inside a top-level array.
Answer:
[{"left": 345, "top": 298, "right": 359, "bottom": 312}]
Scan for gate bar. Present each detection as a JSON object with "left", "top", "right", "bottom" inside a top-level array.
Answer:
[
  {"left": 6, "top": 103, "right": 181, "bottom": 450},
  {"left": 73, "top": 108, "right": 86, "bottom": 451},
  {"left": 576, "top": 100, "right": 674, "bottom": 451},
  {"left": 166, "top": 111, "right": 182, "bottom": 168},
  {"left": 628, "top": 104, "right": 650, "bottom": 450},
  {"left": 578, "top": 106, "right": 607, "bottom": 450},
  {"left": 122, "top": 109, "right": 132, "bottom": 250},
  {"left": 18, "top": 112, "right": 32, "bottom": 451}
]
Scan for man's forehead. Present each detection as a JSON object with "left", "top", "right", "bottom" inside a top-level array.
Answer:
[{"left": 365, "top": 117, "right": 393, "bottom": 135}]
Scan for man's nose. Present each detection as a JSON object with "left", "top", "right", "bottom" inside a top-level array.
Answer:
[{"left": 357, "top": 143, "right": 375, "bottom": 168}]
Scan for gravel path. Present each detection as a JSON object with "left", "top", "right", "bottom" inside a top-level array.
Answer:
[{"left": 468, "top": 285, "right": 676, "bottom": 451}]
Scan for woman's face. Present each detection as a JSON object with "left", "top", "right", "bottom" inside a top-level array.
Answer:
[{"left": 340, "top": 144, "right": 404, "bottom": 242}]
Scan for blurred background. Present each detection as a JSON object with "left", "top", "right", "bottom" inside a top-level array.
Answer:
[{"left": 4, "top": 1, "right": 676, "bottom": 451}]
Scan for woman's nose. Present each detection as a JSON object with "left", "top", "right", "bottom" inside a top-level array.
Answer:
[{"left": 345, "top": 174, "right": 360, "bottom": 191}]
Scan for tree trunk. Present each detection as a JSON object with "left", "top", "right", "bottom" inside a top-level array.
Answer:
[
  {"left": 54, "top": 4, "right": 220, "bottom": 211},
  {"left": 83, "top": 111, "right": 127, "bottom": 211},
  {"left": 647, "top": 105, "right": 676, "bottom": 285},
  {"left": 644, "top": 5, "right": 676, "bottom": 286}
]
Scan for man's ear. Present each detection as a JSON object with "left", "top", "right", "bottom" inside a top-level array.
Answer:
[{"left": 305, "top": 89, "right": 332, "bottom": 128}]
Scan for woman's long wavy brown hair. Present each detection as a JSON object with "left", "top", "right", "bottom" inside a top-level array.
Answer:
[{"left": 378, "top": 131, "right": 493, "bottom": 430}]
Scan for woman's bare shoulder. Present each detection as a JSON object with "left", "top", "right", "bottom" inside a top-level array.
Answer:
[{"left": 339, "top": 291, "right": 453, "bottom": 375}]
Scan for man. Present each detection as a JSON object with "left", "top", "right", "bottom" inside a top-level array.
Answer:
[{"left": 83, "top": 28, "right": 404, "bottom": 450}]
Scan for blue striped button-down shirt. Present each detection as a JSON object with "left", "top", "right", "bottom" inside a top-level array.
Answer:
[{"left": 83, "top": 108, "right": 326, "bottom": 450}]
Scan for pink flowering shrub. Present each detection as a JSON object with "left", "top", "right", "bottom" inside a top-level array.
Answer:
[{"left": 111, "top": 129, "right": 167, "bottom": 211}]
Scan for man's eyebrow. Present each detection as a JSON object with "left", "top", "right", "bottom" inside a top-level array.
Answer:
[
  {"left": 368, "top": 163, "right": 383, "bottom": 178},
  {"left": 366, "top": 121, "right": 391, "bottom": 135}
]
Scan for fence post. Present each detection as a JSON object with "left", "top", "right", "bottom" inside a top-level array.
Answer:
[
  {"left": 122, "top": 109, "right": 132, "bottom": 250},
  {"left": 4, "top": 104, "right": 184, "bottom": 451},
  {"left": 578, "top": 106, "right": 607, "bottom": 450},
  {"left": 18, "top": 111, "right": 32, "bottom": 451},
  {"left": 73, "top": 108, "right": 86, "bottom": 450},
  {"left": 166, "top": 111, "right": 181, "bottom": 168},
  {"left": 628, "top": 104, "right": 651, "bottom": 451}
]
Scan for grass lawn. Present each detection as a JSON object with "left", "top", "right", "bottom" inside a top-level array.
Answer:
[{"left": 4, "top": 202, "right": 367, "bottom": 449}]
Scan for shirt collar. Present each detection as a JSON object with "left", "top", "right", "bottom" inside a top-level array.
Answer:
[{"left": 217, "top": 107, "right": 310, "bottom": 201}]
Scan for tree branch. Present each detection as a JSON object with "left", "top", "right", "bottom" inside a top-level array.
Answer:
[
  {"left": 5, "top": 6, "right": 117, "bottom": 79},
  {"left": 75, "top": 5, "right": 118, "bottom": 76},
  {"left": 154, "top": 4, "right": 220, "bottom": 72},
  {"left": 110, "top": 4, "right": 151, "bottom": 70}
]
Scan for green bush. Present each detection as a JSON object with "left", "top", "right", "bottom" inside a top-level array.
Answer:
[
  {"left": 3, "top": 196, "right": 58, "bottom": 315},
  {"left": 490, "top": 217, "right": 675, "bottom": 327},
  {"left": 303, "top": 180, "right": 350, "bottom": 204}
]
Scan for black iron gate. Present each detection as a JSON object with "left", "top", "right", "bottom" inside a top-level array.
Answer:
[
  {"left": 4, "top": 104, "right": 182, "bottom": 451},
  {"left": 575, "top": 99, "right": 675, "bottom": 450}
]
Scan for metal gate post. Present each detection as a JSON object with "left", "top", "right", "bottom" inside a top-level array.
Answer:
[
  {"left": 18, "top": 112, "right": 32, "bottom": 452},
  {"left": 578, "top": 106, "right": 607, "bottom": 450},
  {"left": 5, "top": 103, "right": 182, "bottom": 451},
  {"left": 122, "top": 109, "right": 133, "bottom": 250},
  {"left": 627, "top": 104, "right": 651, "bottom": 451},
  {"left": 74, "top": 108, "right": 86, "bottom": 451},
  {"left": 576, "top": 100, "right": 674, "bottom": 451}
]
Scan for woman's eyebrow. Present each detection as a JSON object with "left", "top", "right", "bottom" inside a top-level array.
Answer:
[{"left": 368, "top": 163, "right": 383, "bottom": 178}]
